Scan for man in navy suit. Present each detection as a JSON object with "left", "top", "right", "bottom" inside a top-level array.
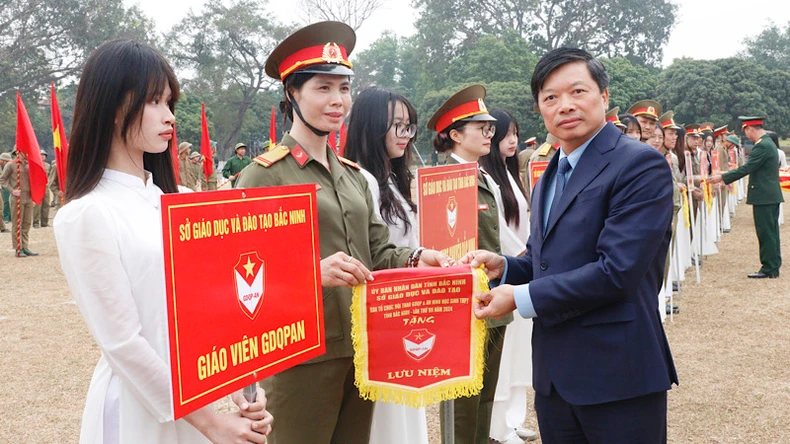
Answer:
[{"left": 462, "top": 48, "right": 678, "bottom": 442}]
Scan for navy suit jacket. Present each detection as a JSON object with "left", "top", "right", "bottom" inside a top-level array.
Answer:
[{"left": 504, "top": 122, "right": 679, "bottom": 405}]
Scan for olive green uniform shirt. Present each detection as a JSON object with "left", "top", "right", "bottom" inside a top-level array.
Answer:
[
  {"left": 722, "top": 135, "right": 784, "bottom": 205},
  {"left": 236, "top": 134, "right": 412, "bottom": 363},
  {"left": 0, "top": 160, "right": 31, "bottom": 203},
  {"left": 222, "top": 155, "right": 252, "bottom": 188}
]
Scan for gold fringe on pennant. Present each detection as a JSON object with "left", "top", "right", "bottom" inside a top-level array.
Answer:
[
  {"left": 350, "top": 266, "right": 488, "bottom": 408},
  {"left": 682, "top": 191, "right": 691, "bottom": 228}
]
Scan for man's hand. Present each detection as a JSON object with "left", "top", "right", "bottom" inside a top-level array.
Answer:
[
  {"left": 708, "top": 173, "right": 723, "bottom": 184},
  {"left": 458, "top": 250, "right": 505, "bottom": 280},
  {"left": 474, "top": 284, "right": 517, "bottom": 320}
]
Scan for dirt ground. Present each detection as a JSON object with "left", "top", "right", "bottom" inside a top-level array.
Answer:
[{"left": 2, "top": 193, "right": 790, "bottom": 443}]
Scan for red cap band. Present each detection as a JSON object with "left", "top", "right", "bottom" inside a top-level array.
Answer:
[
  {"left": 741, "top": 119, "right": 764, "bottom": 129},
  {"left": 632, "top": 107, "right": 659, "bottom": 118},
  {"left": 435, "top": 99, "right": 488, "bottom": 133},
  {"left": 279, "top": 43, "right": 352, "bottom": 80}
]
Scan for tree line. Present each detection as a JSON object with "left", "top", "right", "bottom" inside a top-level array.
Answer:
[{"left": 1, "top": 0, "right": 789, "bottom": 161}]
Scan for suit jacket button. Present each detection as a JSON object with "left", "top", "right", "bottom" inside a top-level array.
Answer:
[{"left": 540, "top": 262, "right": 548, "bottom": 270}]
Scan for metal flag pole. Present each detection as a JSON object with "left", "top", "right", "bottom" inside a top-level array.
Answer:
[
  {"left": 688, "top": 187, "right": 700, "bottom": 284},
  {"left": 15, "top": 152, "right": 21, "bottom": 257},
  {"left": 243, "top": 372, "right": 258, "bottom": 403},
  {"left": 441, "top": 400, "right": 455, "bottom": 444}
]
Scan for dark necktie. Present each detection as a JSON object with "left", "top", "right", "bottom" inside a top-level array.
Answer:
[{"left": 549, "top": 157, "right": 571, "bottom": 222}]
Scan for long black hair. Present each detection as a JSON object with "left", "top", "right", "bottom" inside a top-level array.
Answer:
[
  {"left": 67, "top": 39, "right": 180, "bottom": 201},
  {"left": 345, "top": 87, "right": 417, "bottom": 231},
  {"left": 478, "top": 109, "right": 526, "bottom": 228},
  {"left": 667, "top": 127, "right": 686, "bottom": 174}
]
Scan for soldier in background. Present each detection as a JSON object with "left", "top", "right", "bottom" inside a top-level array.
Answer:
[
  {"left": 710, "top": 116, "right": 783, "bottom": 278},
  {"left": 518, "top": 136, "right": 536, "bottom": 197},
  {"left": 206, "top": 151, "right": 218, "bottom": 190},
  {"left": 0, "top": 151, "right": 38, "bottom": 257},
  {"left": 627, "top": 100, "right": 662, "bottom": 143},
  {"left": 178, "top": 142, "right": 192, "bottom": 188},
  {"left": 32, "top": 150, "right": 51, "bottom": 228},
  {"left": 222, "top": 142, "right": 252, "bottom": 188},
  {"left": 0, "top": 152, "right": 10, "bottom": 232},
  {"left": 606, "top": 107, "right": 627, "bottom": 133},
  {"left": 48, "top": 158, "right": 63, "bottom": 210},
  {"left": 188, "top": 151, "right": 203, "bottom": 191},
  {"left": 529, "top": 133, "right": 559, "bottom": 163}
]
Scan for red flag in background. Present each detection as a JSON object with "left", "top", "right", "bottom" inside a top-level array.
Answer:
[
  {"left": 172, "top": 122, "right": 181, "bottom": 185},
  {"left": 16, "top": 92, "right": 47, "bottom": 204},
  {"left": 338, "top": 123, "right": 347, "bottom": 157},
  {"left": 269, "top": 107, "right": 277, "bottom": 150},
  {"left": 50, "top": 83, "right": 68, "bottom": 193},
  {"left": 200, "top": 103, "right": 213, "bottom": 181}
]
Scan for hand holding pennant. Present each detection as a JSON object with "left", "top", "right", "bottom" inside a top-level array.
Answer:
[{"left": 350, "top": 265, "right": 488, "bottom": 407}]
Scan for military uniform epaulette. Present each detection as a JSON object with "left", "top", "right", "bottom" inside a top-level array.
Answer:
[
  {"left": 537, "top": 142, "right": 553, "bottom": 156},
  {"left": 253, "top": 144, "right": 290, "bottom": 168},
  {"left": 337, "top": 156, "right": 360, "bottom": 170}
]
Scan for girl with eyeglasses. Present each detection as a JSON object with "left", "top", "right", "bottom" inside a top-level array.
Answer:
[
  {"left": 344, "top": 87, "right": 429, "bottom": 444},
  {"left": 428, "top": 85, "right": 513, "bottom": 444}
]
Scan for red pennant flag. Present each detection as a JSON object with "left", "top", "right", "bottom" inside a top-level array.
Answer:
[
  {"left": 172, "top": 122, "right": 181, "bottom": 185},
  {"left": 50, "top": 83, "right": 68, "bottom": 193},
  {"left": 16, "top": 92, "right": 47, "bottom": 204},
  {"left": 269, "top": 107, "right": 277, "bottom": 150},
  {"left": 328, "top": 131, "right": 337, "bottom": 153},
  {"left": 200, "top": 103, "right": 213, "bottom": 181},
  {"left": 338, "top": 122, "right": 347, "bottom": 157}
]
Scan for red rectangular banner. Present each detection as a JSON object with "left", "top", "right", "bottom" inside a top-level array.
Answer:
[
  {"left": 351, "top": 265, "right": 487, "bottom": 407},
  {"left": 528, "top": 161, "right": 549, "bottom": 193},
  {"left": 417, "top": 163, "right": 478, "bottom": 260},
  {"left": 161, "top": 185, "right": 324, "bottom": 419}
]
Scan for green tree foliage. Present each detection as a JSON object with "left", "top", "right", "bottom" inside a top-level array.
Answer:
[
  {"left": 0, "top": 0, "right": 154, "bottom": 99},
  {"left": 352, "top": 31, "right": 402, "bottom": 92},
  {"left": 166, "top": 0, "right": 293, "bottom": 159},
  {"left": 656, "top": 58, "right": 790, "bottom": 137},
  {"left": 600, "top": 57, "right": 659, "bottom": 111},
  {"left": 741, "top": 21, "right": 790, "bottom": 72},
  {"left": 412, "top": 0, "right": 677, "bottom": 67}
]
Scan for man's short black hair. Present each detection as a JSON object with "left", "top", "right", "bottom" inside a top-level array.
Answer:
[{"left": 530, "top": 47, "right": 610, "bottom": 106}]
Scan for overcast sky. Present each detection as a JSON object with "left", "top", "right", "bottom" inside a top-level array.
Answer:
[{"left": 132, "top": 0, "right": 790, "bottom": 67}]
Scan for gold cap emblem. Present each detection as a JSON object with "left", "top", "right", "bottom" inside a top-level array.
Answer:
[{"left": 322, "top": 42, "right": 343, "bottom": 64}]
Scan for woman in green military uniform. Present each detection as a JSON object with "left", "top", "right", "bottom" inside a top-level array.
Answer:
[
  {"left": 427, "top": 85, "right": 513, "bottom": 444},
  {"left": 236, "top": 21, "right": 452, "bottom": 444}
]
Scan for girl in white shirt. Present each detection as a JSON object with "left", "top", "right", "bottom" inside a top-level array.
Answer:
[
  {"left": 54, "top": 39, "right": 272, "bottom": 444},
  {"left": 345, "top": 87, "right": 428, "bottom": 444},
  {"left": 478, "top": 109, "right": 536, "bottom": 443}
]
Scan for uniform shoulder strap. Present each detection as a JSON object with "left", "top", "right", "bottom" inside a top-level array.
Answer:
[
  {"left": 337, "top": 156, "right": 360, "bottom": 170},
  {"left": 536, "top": 142, "right": 552, "bottom": 157},
  {"left": 253, "top": 145, "right": 290, "bottom": 168}
]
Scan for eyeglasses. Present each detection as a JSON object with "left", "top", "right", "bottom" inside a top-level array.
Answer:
[
  {"left": 478, "top": 124, "right": 496, "bottom": 137},
  {"left": 393, "top": 122, "right": 417, "bottom": 138}
]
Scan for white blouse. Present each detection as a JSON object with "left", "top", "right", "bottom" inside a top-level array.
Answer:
[
  {"left": 54, "top": 169, "right": 208, "bottom": 444},
  {"left": 360, "top": 168, "right": 419, "bottom": 248}
]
